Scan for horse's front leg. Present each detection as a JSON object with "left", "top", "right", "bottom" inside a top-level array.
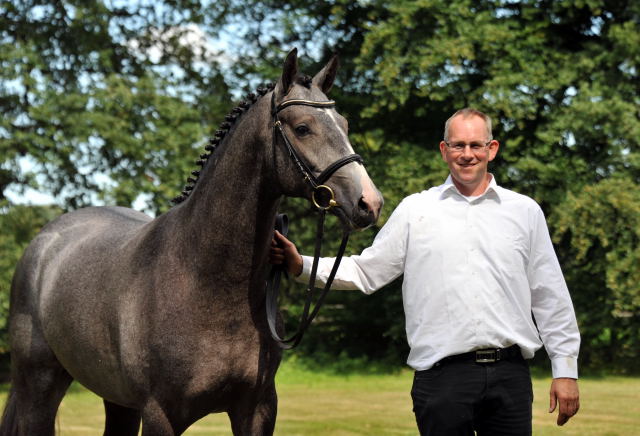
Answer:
[
  {"left": 141, "top": 400, "right": 177, "bottom": 436},
  {"left": 228, "top": 384, "right": 278, "bottom": 436},
  {"left": 103, "top": 400, "right": 141, "bottom": 436}
]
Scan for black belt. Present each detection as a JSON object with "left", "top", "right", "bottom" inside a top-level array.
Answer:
[{"left": 434, "top": 345, "right": 522, "bottom": 367}]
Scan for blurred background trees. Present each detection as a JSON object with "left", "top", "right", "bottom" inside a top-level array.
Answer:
[{"left": 1, "top": 0, "right": 638, "bottom": 374}]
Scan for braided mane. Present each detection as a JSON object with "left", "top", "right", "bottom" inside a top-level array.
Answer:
[{"left": 171, "top": 82, "right": 277, "bottom": 204}]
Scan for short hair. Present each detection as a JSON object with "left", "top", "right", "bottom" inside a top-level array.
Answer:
[{"left": 443, "top": 108, "right": 493, "bottom": 142}]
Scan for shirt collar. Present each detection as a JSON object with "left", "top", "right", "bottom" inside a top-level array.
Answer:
[{"left": 439, "top": 174, "right": 502, "bottom": 202}]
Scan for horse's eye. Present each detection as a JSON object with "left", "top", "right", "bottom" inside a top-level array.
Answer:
[{"left": 294, "top": 125, "right": 311, "bottom": 137}]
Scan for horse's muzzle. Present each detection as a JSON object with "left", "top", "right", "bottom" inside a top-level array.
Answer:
[{"left": 350, "top": 194, "right": 382, "bottom": 230}]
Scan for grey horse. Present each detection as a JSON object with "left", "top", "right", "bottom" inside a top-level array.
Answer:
[{"left": 0, "top": 48, "right": 383, "bottom": 436}]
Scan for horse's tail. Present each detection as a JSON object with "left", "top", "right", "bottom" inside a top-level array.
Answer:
[{"left": 0, "top": 387, "right": 19, "bottom": 436}]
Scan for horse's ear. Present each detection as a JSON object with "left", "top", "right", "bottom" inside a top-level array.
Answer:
[
  {"left": 312, "top": 54, "right": 339, "bottom": 94},
  {"left": 277, "top": 48, "right": 298, "bottom": 99}
]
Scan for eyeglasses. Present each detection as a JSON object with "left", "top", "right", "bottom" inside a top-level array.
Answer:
[{"left": 444, "top": 141, "right": 492, "bottom": 153}]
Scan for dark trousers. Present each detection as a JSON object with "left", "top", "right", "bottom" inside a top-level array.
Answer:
[{"left": 411, "top": 357, "right": 533, "bottom": 436}]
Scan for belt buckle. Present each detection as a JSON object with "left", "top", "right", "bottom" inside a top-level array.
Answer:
[{"left": 475, "top": 349, "right": 499, "bottom": 363}]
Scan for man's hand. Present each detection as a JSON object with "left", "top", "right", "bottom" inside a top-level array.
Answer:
[
  {"left": 549, "top": 378, "right": 580, "bottom": 426},
  {"left": 269, "top": 230, "right": 303, "bottom": 276}
]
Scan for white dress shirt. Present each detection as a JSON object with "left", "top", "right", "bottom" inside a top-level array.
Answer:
[{"left": 300, "top": 175, "right": 580, "bottom": 378}]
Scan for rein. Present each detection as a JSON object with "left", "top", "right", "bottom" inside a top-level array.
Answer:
[{"left": 266, "top": 93, "right": 361, "bottom": 349}]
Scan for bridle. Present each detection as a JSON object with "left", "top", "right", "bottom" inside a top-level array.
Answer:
[
  {"left": 270, "top": 93, "right": 363, "bottom": 210},
  {"left": 266, "top": 91, "right": 363, "bottom": 349}
]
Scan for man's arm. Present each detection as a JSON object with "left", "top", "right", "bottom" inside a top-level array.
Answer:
[
  {"left": 527, "top": 205, "right": 581, "bottom": 425},
  {"left": 269, "top": 197, "right": 413, "bottom": 293}
]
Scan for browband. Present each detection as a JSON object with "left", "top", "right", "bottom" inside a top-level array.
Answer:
[{"left": 274, "top": 99, "right": 336, "bottom": 114}]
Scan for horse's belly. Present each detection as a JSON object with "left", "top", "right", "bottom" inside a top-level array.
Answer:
[{"left": 41, "top": 292, "right": 142, "bottom": 405}]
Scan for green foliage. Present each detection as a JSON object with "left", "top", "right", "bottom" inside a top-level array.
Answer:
[
  {"left": 552, "top": 178, "right": 640, "bottom": 372},
  {"left": 1, "top": 0, "right": 231, "bottom": 212},
  {"left": 355, "top": 0, "right": 640, "bottom": 205}
]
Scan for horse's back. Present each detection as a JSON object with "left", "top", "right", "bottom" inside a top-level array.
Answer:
[
  {"left": 13, "top": 205, "right": 150, "bottom": 294},
  {"left": 37, "top": 205, "right": 151, "bottom": 242}
]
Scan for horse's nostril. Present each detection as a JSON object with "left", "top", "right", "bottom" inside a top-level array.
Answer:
[
  {"left": 358, "top": 197, "right": 370, "bottom": 214},
  {"left": 352, "top": 196, "right": 379, "bottom": 229}
]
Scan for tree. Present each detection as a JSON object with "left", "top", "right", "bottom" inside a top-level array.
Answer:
[
  {"left": 1, "top": 0, "right": 231, "bottom": 212},
  {"left": 553, "top": 177, "right": 640, "bottom": 373}
]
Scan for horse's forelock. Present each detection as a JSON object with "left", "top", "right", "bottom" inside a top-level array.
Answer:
[{"left": 295, "top": 74, "right": 313, "bottom": 89}]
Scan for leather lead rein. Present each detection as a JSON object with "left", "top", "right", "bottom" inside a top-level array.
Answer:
[{"left": 266, "top": 212, "right": 350, "bottom": 349}]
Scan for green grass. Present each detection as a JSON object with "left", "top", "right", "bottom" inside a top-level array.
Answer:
[{"left": 1, "top": 363, "right": 639, "bottom": 435}]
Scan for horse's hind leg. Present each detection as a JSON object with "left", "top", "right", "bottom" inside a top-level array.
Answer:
[
  {"left": 1, "top": 305, "right": 72, "bottom": 435},
  {"left": 103, "top": 400, "right": 141, "bottom": 436},
  {"left": 0, "top": 361, "right": 72, "bottom": 436}
]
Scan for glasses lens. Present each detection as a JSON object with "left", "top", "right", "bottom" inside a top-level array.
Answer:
[{"left": 449, "top": 142, "right": 488, "bottom": 152}]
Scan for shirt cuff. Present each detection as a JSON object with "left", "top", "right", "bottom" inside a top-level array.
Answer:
[
  {"left": 297, "top": 255, "right": 314, "bottom": 282},
  {"left": 551, "top": 356, "right": 579, "bottom": 379}
]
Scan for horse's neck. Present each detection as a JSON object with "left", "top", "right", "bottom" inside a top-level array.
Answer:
[{"left": 157, "top": 102, "right": 280, "bottom": 294}]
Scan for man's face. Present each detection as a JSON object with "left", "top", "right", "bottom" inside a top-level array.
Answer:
[{"left": 439, "top": 115, "right": 499, "bottom": 195}]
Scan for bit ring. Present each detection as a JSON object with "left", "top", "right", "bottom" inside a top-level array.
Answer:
[{"left": 312, "top": 185, "right": 338, "bottom": 210}]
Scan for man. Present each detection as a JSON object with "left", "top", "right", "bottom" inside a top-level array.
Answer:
[{"left": 271, "top": 108, "right": 580, "bottom": 435}]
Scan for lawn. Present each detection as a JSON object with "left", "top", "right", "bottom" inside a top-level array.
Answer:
[{"left": 1, "top": 363, "right": 638, "bottom": 435}]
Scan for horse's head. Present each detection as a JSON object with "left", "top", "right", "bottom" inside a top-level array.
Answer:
[{"left": 271, "top": 49, "right": 383, "bottom": 231}]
